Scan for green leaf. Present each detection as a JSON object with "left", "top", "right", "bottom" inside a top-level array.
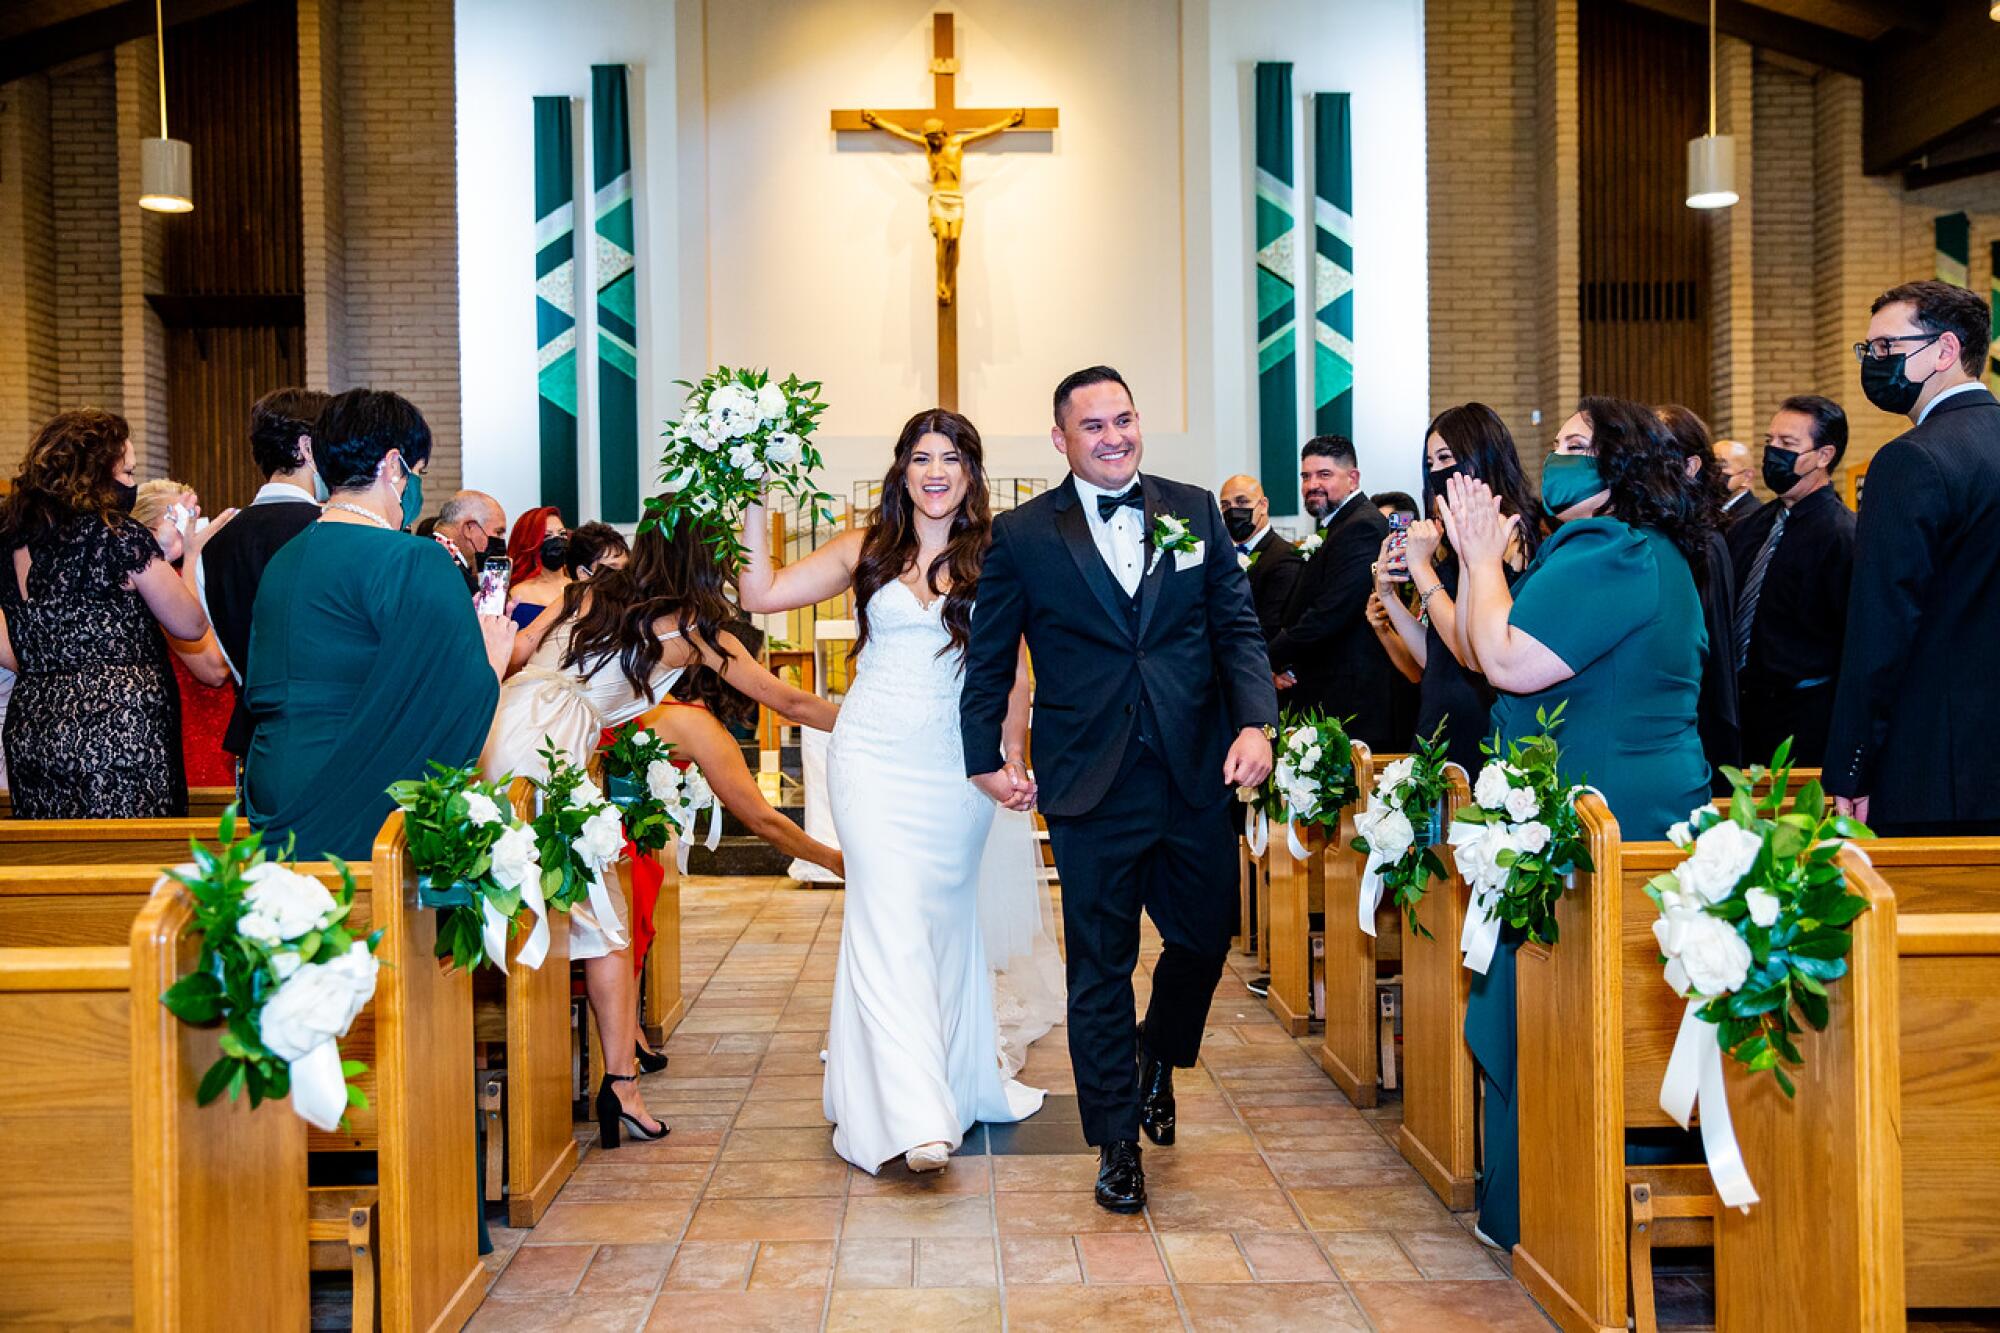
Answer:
[
  {"left": 160, "top": 971, "right": 225, "bottom": 1024},
  {"left": 195, "top": 1057, "right": 235, "bottom": 1106}
]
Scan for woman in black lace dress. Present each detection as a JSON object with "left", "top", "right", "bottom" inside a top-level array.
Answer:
[{"left": 0, "top": 410, "right": 214, "bottom": 817}]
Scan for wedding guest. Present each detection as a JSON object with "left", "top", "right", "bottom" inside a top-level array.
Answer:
[
  {"left": 1217, "top": 474, "right": 1303, "bottom": 640},
  {"left": 133, "top": 480, "right": 236, "bottom": 787},
  {"left": 0, "top": 409, "right": 213, "bottom": 817},
  {"left": 1268, "top": 435, "right": 1394, "bottom": 747},
  {"left": 435, "top": 490, "right": 506, "bottom": 590},
  {"left": 1440, "top": 395, "right": 1712, "bottom": 1254},
  {"left": 1827, "top": 280, "right": 2000, "bottom": 834},
  {"left": 1656, "top": 404, "right": 1742, "bottom": 780},
  {"left": 1373, "top": 491, "right": 1419, "bottom": 524},
  {"left": 1716, "top": 438, "right": 1756, "bottom": 526},
  {"left": 1728, "top": 396, "right": 1854, "bottom": 770},
  {"left": 243, "top": 389, "right": 515, "bottom": 859},
  {"left": 191, "top": 387, "right": 328, "bottom": 763},
  {"left": 1373, "top": 403, "right": 1544, "bottom": 772},
  {"left": 504, "top": 505, "right": 569, "bottom": 628},
  {"left": 561, "top": 521, "right": 628, "bottom": 580}
]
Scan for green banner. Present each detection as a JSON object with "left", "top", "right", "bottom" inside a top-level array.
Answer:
[
  {"left": 1255, "top": 62, "right": 1297, "bottom": 516},
  {"left": 1312, "top": 93, "right": 1354, "bottom": 441},
  {"left": 592, "top": 65, "right": 639, "bottom": 523},
  {"left": 1935, "top": 212, "right": 1969, "bottom": 288},
  {"left": 533, "top": 96, "right": 579, "bottom": 520}
]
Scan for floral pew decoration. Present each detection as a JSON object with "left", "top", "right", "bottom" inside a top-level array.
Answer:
[
  {"left": 1449, "top": 704, "right": 1593, "bottom": 974},
  {"left": 389, "top": 764, "right": 549, "bottom": 973},
  {"left": 159, "top": 807, "right": 380, "bottom": 1132},
  {"left": 527, "top": 741, "right": 637, "bottom": 949},
  {"left": 1350, "top": 721, "right": 1452, "bottom": 939},
  {"left": 1646, "top": 741, "right": 1874, "bottom": 1211},
  {"left": 1244, "top": 709, "right": 1358, "bottom": 861},
  {"left": 600, "top": 721, "right": 723, "bottom": 874}
]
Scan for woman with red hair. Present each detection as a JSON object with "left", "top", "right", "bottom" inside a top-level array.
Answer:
[{"left": 504, "top": 505, "right": 567, "bottom": 629}]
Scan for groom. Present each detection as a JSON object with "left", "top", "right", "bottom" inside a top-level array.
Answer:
[{"left": 961, "top": 366, "right": 1278, "bottom": 1212}]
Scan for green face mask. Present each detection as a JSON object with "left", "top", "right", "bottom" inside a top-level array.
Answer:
[
  {"left": 1540, "top": 451, "right": 1606, "bottom": 516},
  {"left": 396, "top": 456, "right": 424, "bottom": 530}
]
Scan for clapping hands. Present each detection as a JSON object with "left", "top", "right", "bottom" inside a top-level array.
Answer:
[{"left": 1435, "top": 475, "right": 1517, "bottom": 569}]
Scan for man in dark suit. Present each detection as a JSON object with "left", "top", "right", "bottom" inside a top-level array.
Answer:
[
  {"left": 1265, "top": 435, "right": 1394, "bottom": 749},
  {"left": 1716, "top": 438, "right": 1757, "bottom": 527},
  {"left": 1826, "top": 280, "right": 2000, "bottom": 835},
  {"left": 961, "top": 366, "right": 1277, "bottom": 1214},
  {"left": 1218, "top": 473, "right": 1303, "bottom": 641}
]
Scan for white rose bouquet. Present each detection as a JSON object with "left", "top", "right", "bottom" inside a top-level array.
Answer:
[
  {"left": 158, "top": 808, "right": 380, "bottom": 1132},
  {"left": 388, "top": 763, "right": 550, "bottom": 973},
  {"left": 1448, "top": 704, "right": 1592, "bottom": 972},
  {"left": 1349, "top": 721, "right": 1452, "bottom": 939},
  {"left": 1248, "top": 708, "right": 1358, "bottom": 860},
  {"left": 597, "top": 720, "right": 725, "bottom": 872},
  {"left": 643, "top": 365, "right": 834, "bottom": 566}
]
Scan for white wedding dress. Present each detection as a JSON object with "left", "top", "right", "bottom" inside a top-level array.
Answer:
[{"left": 823, "top": 579, "right": 1046, "bottom": 1170}]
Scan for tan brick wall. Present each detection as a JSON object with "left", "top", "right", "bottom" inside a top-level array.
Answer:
[
  {"left": 299, "top": 0, "right": 348, "bottom": 390},
  {"left": 115, "top": 38, "right": 169, "bottom": 477},
  {"left": 1750, "top": 56, "right": 1815, "bottom": 426},
  {"left": 338, "top": 0, "right": 460, "bottom": 501},
  {"left": 1705, "top": 37, "right": 1755, "bottom": 441},
  {"left": 1534, "top": 0, "right": 1580, "bottom": 477},
  {"left": 0, "top": 73, "right": 59, "bottom": 468},
  {"left": 50, "top": 56, "right": 121, "bottom": 415}
]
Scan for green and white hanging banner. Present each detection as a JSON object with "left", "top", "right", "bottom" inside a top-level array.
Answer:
[
  {"left": 1255, "top": 61, "right": 1298, "bottom": 516},
  {"left": 1989, "top": 242, "right": 2000, "bottom": 394},
  {"left": 1312, "top": 93, "right": 1354, "bottom": 441},
  {"left": 1935, "top": 212, "right": 1969, "bottom": 288},
  {"left": 533, "top": 96, "right": 579, "bottom": 520},
  {"left": 592, "top": 64, "right": 640, "bottom": 524}
]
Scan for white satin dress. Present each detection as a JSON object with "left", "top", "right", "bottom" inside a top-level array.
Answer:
[
  {"left": 823, "top": 579, "right": 1045, "bottom": 1171},
  {"left": 480, "top": 622, "right": 684, "bottom": 958}
]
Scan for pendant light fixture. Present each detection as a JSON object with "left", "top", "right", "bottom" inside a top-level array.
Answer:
[
  {"left": 138, "top": 0, "right": 192, "bottom": 213},
  {"left": 1686, "top": 0, "right": 1738, "bottom": 210}
]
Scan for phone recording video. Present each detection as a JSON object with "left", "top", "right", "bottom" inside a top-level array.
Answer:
[{"left": 474, "top": 557, "right": 511, "bottom": 619}]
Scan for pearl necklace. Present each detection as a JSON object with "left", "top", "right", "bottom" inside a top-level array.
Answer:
[{"left": 324, "top": 501, "right": 391, "bottom": 530}]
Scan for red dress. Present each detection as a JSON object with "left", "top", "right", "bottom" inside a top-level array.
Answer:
[{"left": 171, "top": 654, "right": 235, "bottom": 788}]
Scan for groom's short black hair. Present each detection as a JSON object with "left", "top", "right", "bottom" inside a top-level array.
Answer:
[{"left": 1054, "top": 365, "right": 1132, "bottom": 426}]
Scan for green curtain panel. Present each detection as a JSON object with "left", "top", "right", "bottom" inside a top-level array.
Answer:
[
  {"left": 1312, "top": 93, "right": 1354, "bottom": 442},
  {"left": 1935, "top": 212, "right": 1969, "bottom": 288},
  {"left": 592, "top": 65, "right": 640, "bottom": 524},
  {"left": 1255, "top": 62, "right": 1298, "bottom": 516},
  {"left": 533, "top": 96, "right": 580, "bottom": 521}
]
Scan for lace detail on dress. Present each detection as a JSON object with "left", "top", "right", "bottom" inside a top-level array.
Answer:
[{"left": 836, "top": 580, "right": 967, "bottom": 770}]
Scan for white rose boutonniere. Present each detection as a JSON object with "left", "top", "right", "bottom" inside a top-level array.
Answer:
[{"left": 1152, "top": 512, "right": 1198, "bottom": 557}]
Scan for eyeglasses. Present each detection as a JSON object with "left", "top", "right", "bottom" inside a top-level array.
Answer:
[{"left": 1853, "top": 332, "right": 1941, "bottom": 363}]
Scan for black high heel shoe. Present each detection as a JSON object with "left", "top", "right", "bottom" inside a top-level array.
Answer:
[
  {"left": 635, "top": 1042, "right": 668, "bottom": 1075},
  {"left": 595, "top": 1074, "right": 669, "bottom": 1150}
]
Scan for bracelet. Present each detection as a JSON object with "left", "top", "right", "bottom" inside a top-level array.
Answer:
[{"left": 1418, "top": 584, "right": 1446, "bottom": 613}]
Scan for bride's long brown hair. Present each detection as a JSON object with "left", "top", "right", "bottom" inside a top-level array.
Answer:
[{"left": 852, "top": 409, "right": 992, "bottom": 661}]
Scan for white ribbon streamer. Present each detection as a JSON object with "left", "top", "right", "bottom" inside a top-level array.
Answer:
[
  {"left": 1286, "top": 819, "right": 1311, "bottom": 862},
  {"left": 580, "top": 868, "right": 630, "bottom": 950},
  {"left": 1244, "top": 805, "right": 1268, "bottom": 858},
  {"left": 1659, "top": 999, "right": 1760, "bottom": 1211},
  {"left": 480, "top": 897, "right": 513, "bottom": 975},
  {"left": 287, "top": 1038, "right": 350, "bottom": 1133},
  {"left": 1459, "top": 882, "right": 1502, "bottom": 974},
  {"left": 514, "top": 871, "right": 551, "bottom": 970},
  {"left": 1358, "top": 848, "right": 1387, "bottom": 937},
  {"left": 673, "top": 798, "right": 725, "bottom": 874}
]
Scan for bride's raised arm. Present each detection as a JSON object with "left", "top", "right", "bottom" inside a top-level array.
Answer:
[{"left": 737, "top": 499, "right": 867, "bottom": 614}]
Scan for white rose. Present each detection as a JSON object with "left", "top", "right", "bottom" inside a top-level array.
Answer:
[
  {"left": 576, "top": 805, "right": 626, "bottom": 871},
  {"left": 258, "top": 941, "right": 378, "bottom": 1063},
  {"left": 679, "top": 766, "right": 714, "bottom": 811},
  {"left": 1673, "top": 820, "right": 1763, "bottom": 906},
  {"left": 237, "top": 862, "right": 337, "bottom": 948},
  {"left": 1359, "top": 803, "right": 1415, "bottom": 862},
  {"left": 1158, "top": 516, "right": 1187, "bottom": 543},
  {"left": 1448, "top": 819, "right": 1513, "bottom": 890},
  {"left": 569, "top": 775, "right": 605, "bottom": 811},
  {"left": 1503, "top": 786, "right": 1540, "bottom": 823},
  {"left": 1744, "top": 886, "right": 1781, "bottom": 929},
  {"left": 1300, "top": 745, "right": 1322, "bottom": 772},
  {"left": 489, "top": 822, "right": 541, "bottom": 891},
  {"left": 1512, "top": 820, "right": 1551, "bottom": 856},
  {"left": 1661, "top": 909, "right": 1752, "bottom": 998},
  {"left": 754, "top": 382, "right": 789, "bottom": 424},
  {"left": 1237, "top": 552, "right": 1252, "bottom": 572},
  {"left": 764, "top": 432, "right": 803, "bottom": 467},
  {"left": 727, "top": 441, "right": 759, "bottom": 473},
  {"left": 711, "top": 383, "right": 756, "bottom": 420},
  {"left": 1473, "top": 762, "right": 1513, "bottom": 812},
  {"left": 661, "top": 466, "right": 697, "bottom": 493},
  {"left": 646, "top": 757, "right": 683, "bottom": 804},
  {"left": 1287, "top": 726, "right": 1313, "bottom": 751},
  {"left": 1666, "top": 821, "right": 1693, "bottom": 849},
  {"left": 462, "top": 791, "right": 503, "bottom": 828},
  {"left": 1379, "top": 756, "right": 1416, "bottom": 792}
]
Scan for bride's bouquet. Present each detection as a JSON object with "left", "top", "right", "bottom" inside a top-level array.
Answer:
[{"left": 642, "top": 366, "right": 835, "bottom": 565}]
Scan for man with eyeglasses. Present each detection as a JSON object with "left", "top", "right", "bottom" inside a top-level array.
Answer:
[{"left": 1824, "top": 280, "right": 2000, "bottom": 836}]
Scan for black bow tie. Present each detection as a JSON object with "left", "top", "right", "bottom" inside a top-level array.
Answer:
[{"left": 1096, "top": 487, "right": 1144, "bottom": 521}]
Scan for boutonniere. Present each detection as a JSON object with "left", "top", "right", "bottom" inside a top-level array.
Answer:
[
  {"left": 1297, "top": 530, "right": 1324, "bottom": 557},
  {"left": 1151, "top": 513, "right": 1198, "bottom": 554},
  {"left": 1237, "top": 549, "right": 1260, "bottom": 572}
]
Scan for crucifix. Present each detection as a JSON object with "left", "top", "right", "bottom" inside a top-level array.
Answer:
[{"left": 832, "top": 13, "right": 1058, "bottom": 409}]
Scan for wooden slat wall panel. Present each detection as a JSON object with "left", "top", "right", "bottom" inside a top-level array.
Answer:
[
  {"left": 165, "top": 325, "right": 299, "bottom": 509},
  {"left": 1581, "top": 3, "right": 1711, "bottom": 416}
]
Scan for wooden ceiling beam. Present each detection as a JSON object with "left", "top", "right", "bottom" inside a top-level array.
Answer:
[
  {"left": 0, "top": 0, "right": 253, "bottom": 85},
  {"left": 1863, "top": 4, "right": 2000, "bottom": 174},
  {"left": 1615, "top": 0, "right": 1869, "bottom": 75}
]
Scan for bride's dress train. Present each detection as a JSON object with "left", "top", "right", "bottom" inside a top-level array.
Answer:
[{"left": 822, "top": 579, "right": 1045, "bottom": 1171}]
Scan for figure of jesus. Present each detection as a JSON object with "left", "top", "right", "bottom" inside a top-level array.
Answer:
[{"left": 860, "top": 107, "right": 1026, "bottom": 305}]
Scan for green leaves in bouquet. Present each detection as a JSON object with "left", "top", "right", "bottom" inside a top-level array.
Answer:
[
  {"left": 1351, "top": 720, "right": 1454, "bottom": 939},
  {"left": 1269, "top": 705, "right": 1358, "bottom": 831},
  {"left": 388, "top": 761, "right": 519, "bottom": 972},
  {"left": 531, "top": 740, "right": 603, "bottom": 910},
  {"left": 1462, "top": 703, "right": 1590, "bottom": 948},
  {"left": 599, "top": 720, "right": 681, "bottom": 856}
]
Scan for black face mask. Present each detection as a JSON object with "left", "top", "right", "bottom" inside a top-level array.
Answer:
[
  {"left": 1427, "top": 461, "right": 1469, "bottom": 493},
  {"left": 1762, "top": 446, "right": 1818, "bottom": 496},
  {"left": 539, "top": 535, "right": 569, "bottom": 570},
  {"left": 1859, "top": 339, "right": 1940, "bottom": 415},
  {"left": 1221, "top": 508, "right": 1258, "bottom": 542},
  {"left": 484, "top": 534, "right": 509, "bottom": 560},
  {"left": 112, "top": 480, "right": 138, "bottom": 514}
]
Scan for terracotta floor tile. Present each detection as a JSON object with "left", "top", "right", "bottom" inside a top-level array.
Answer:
[
  {"left": 842, "top": 1193, "right": 993, "bottom": 1239},
  {"left": 1319, "top": 1230, "right": 1423, "bottom": 1281},
  {"left": 1349, "top": 1279, "right": 1555, "bottom": 1331},
  {"left": 988, "top": 1154, "right": 1098, "bottom": 1192},
  {"left": 1238, "top": 1231, "right": 1336, "bottom": 1283},
  {"left": 757, "top": 1051, "right": 833, "bottom": 1077},
  {"left": 915, "top": 1236, "right": 997, "bottom": 1287},
  {"left": 825, "top": 1286, "right": 1001, "bottom": 1331},
  {"left": 998, "top": 1236, "right": 1082, "bottom": 1285},
  {"left": 574, "top": 1243, "right": 676, "bottom": 1296},
  {"left": 731, "top": 1098, "right": 831, "bottom": 1128},
  {"left": 643, "top": 1288, "right": 828, "bottom": 1331},
  {"left": 1003, "top": 1283, "right": 1180, "bottom": 1331},
  {"left": 664, "top": 1239, "right": 756, "bottom": 1290},
  {"left": 1160, "top": 1232, "right": 1253, "bottom": 1283},
  {"left": 556, "top": 1176, "right": 705, "bottom": 1202},
  {"left": 683, "top": 1195, "right": 846, "bottom": 1242},
  {"left": 467, "top": 1294, "right": 653, "bottom": 1331},
  {"left": 528, "top": 1199, "right": 695, "bottom": 1245},
  {"left": 833, "top": 1237, "right": 914, "bottom": 1289},
  {"left": 720, "top": 1127, "right": 842, "bottom": 1161},
  {"left": 487, "top": 1243, "right": 595, "bottom": 1298},
  {"left": 1395, "top": 1230, "right": 1508, "bottom": 1280},
  {"left": 747, "top": 1073, "right": 826, "bottom": 1100},
  {"left": 848, "top": 1154, "right": 992, "bottom": 1194},
  {"left": 570, "top": 1159, "right": 711, "bottom": 1184},
  {"left": 1292, "top": 1185, "right": 1458, "bottom": 1232},
  {"left": 1145, "top": 1187, "right": 1303, "bottom": 1233},
  {"left": 766, "top": 1030, "right": 825, "bottom": 1051},
  {"left": 1141, "top": 1151, "right": 1278, "bottom": 1191},
  {"left": 705, "top": 1158, "right": 850, "bottom": 1197},
  {"left": 1171, "top": 1123, "right": 1259, "bottom": 1152},
  {"left": 995, "top": 1191, "right": 1150, "bottom": 1234},
  {"left": 1179, "top": 1280, "right": 1370, "bottom": 1331},
  {"left": 1076, "top": 1232, "right": 1167, "bottom": 1284},
  {"left": 748, "top": 1239, "right": 835, "bottom": 1289}
]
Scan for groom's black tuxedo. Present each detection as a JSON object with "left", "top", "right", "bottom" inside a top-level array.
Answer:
[{"left": 961, "top": 472, "right": 1279, "bottom": 1147}]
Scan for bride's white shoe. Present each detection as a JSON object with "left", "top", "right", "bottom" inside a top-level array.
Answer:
[{"left": 904, "top": 1142, "right": 951, "bottom": 1173}]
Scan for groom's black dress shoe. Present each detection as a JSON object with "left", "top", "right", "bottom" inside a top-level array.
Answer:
[
  {"left": 1095, "top": 1140, "right": 1146, "bottom": 1213},
  {"left": 1137, "top": 1039, "right": 1177, "bottom": 1147}
]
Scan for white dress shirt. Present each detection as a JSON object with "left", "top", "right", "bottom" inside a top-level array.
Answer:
[
  {"left": 1239, "top": 523, "right": 1272, "bottom": 554},
  {"left": 1072, "top": 473, "right": 1146, "bottom": 597},
  {"left": 1918, "top": 380, "right": 1987, "bottom": 425},
  {"left": 1318, "top": 490, "right": 1361, "bottom": 529}
]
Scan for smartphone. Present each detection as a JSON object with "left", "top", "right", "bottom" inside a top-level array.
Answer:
[
  {"left": 474, "top": 557, "right": 511, "bottom": 619},
  {"left": 1385, "top": 512, "right": 1413, "bottom": 579}
]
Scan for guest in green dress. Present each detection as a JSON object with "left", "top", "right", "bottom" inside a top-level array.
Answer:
[
  {"left": 244, "top": 390, "right": 514, "bottom": 862},
  {"left": 1438, "top": 394, "right": 1715, "bottom": 1251}
]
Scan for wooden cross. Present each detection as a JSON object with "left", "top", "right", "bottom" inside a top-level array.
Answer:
[{"left": 832, "top": 13, "right": 1058, "bottom": 410}]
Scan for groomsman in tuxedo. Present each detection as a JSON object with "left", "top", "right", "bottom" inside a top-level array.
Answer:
[
  {"left": 1218, "top": 474, "right": 1304, "bottom": 641},
  {"left": 1826, "top": 281, "right": 2000, "bottom": 835},
  {"left": 1265, "top": 436, "right": 1394, "bottom": 749}
]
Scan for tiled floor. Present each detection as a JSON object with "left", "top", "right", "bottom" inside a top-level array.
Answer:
[{"left": 467, "top": 876, "right": 1560, "bottom": 1331}]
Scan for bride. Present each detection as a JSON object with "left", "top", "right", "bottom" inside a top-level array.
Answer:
[{"left": 740, "top": 408, "right": 1049, "bottom": 1173}]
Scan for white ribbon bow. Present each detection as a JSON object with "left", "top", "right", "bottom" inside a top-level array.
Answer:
[
  {"left": 1244, "top": 805, "right": 1268, "bottom": 858},
  {"left": 675, "top": 798, "right": 725, "bottom": 875},
  {"left": 570, "top": 867, "right": 630, "bottom": 950},
  {"left": 1660, "top": 999, "right": 1760, "bottom": 1210},
  {"left": 480, "top": 869, "right": 550, "bottom": 974},
  {"left": 1358, "top": 848, "right": 1388, "bottom": 937},
  {"left": 1460, "top": 881, "right": 1503, "bottom": 974}
]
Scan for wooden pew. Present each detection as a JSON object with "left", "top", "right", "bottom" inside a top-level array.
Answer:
[
  {"left": 498, "top": 778, "right": 576, "bottom": 1228},
  {"left": 1264, "top": 744, "right": 1374, "bottom": 1036},
  {"left": 1317, "top": 745, "right": 1413, "bottom": 1107},
  {"left": 1513, "top": 794, "right": 1905, "bottom": 1332},
  {"left": 0, "top": 785, "right": 237, "bottom": 821},
  {"left": 1393, "top": 764, "right": 1477, "bottom": 1210}
]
